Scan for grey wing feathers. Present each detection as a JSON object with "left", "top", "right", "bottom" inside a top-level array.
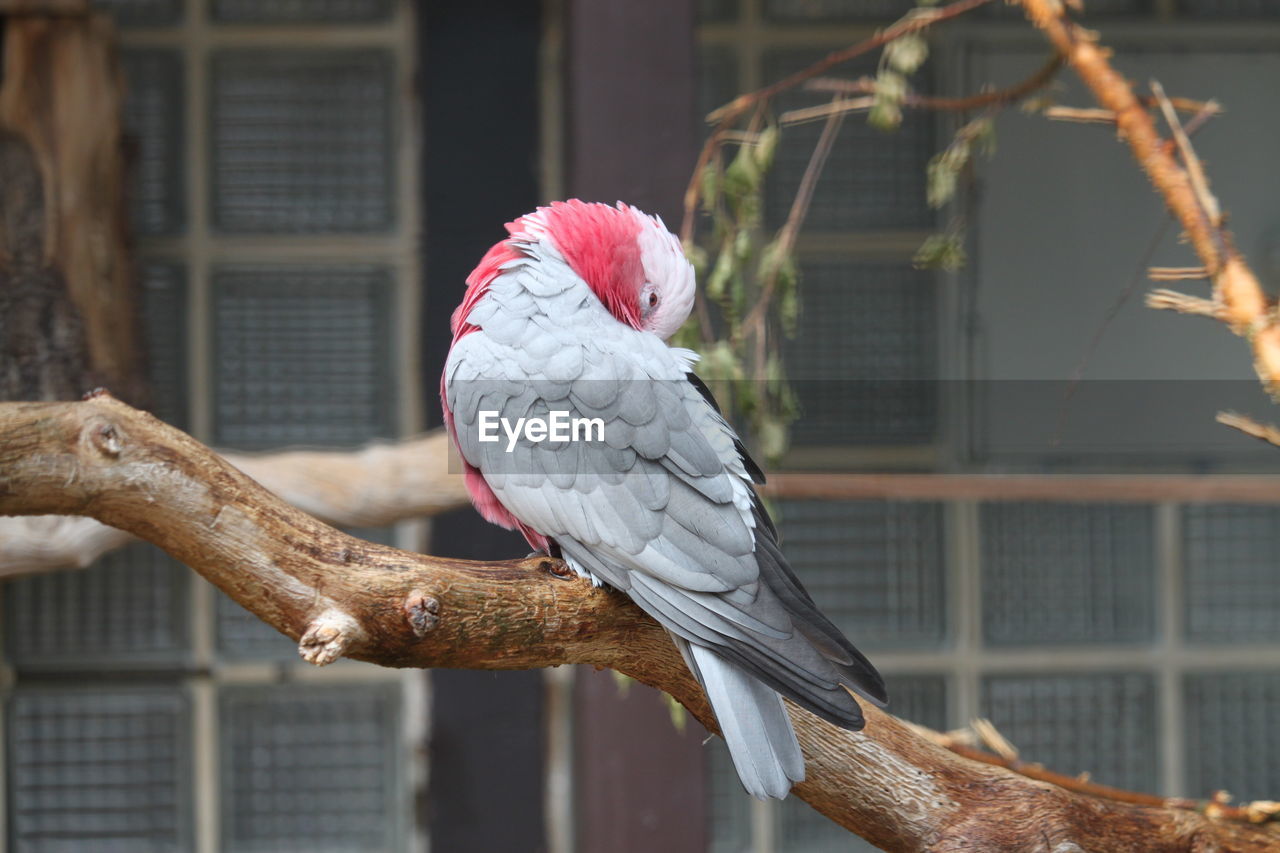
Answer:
[{"left": 449, "top": 336, "right": 885, "bottom": 728}]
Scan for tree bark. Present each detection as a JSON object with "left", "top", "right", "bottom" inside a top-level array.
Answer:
[
  {"left": 0, "top": 394, "right": 1275, "bottom": 852},
  {"left": 0, "top": 128, "right": 92, "bottom": 401},
  {"left": 0, "top": 11, "right": 146, "bottom": 404}
]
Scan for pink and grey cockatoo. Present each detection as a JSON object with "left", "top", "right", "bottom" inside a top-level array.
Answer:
[{"left": 441, "top": 200, "right": 886, "bottom": 799}]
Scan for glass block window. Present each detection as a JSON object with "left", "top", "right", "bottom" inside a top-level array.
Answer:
[
  {"left": 212, "top": 265, "right": 395, "bottom": 449},
  {"left": 786, "top": 263, "right": 937, "bottom": 446},
  {"left": 762, "top": 50, "right": 933, "bottom": 230},
  {"left": 883, "top": 674, "right": 949, "bottom": 731},
  {"left": 780, "top": 500, "right": 946, "bottom": 648},
  {"left": 121, "top": 49, "right": 186, "bottom": 236},
  {"left": 698, "top": 46, "right": 738, "bottom": 122},
  {"left": 763, "top": 0, "right": 916, "bottom": 21},
  {"left": 1, "top": 6, "right": 419, "bottom": 853},
  {"left": 982, "top": 673, "right": 1158, "bottom": 791},
  {"left": 215, "top": 592, "right": 297, "bottom": 661},
  {"left": 1183, "top": 505, "right": 1280, "bottom": 643},
  {"left": 210, "top": 50, "right": 394, "bottom": 233},
  {"left": 212, "top": 0, "right": 395, "bottom": 23},
  {"left": 4, "top": 543, "right": 190, "bottom": 669},
  {"left": 1184, "top": 672, "right": 1280, "bottom": 802},
  {"left": 698, "top": 0, "right": 740, "bottom": 23},
  {"left": 92, "top": 0, "right": 184, "bottom": 27},
  {"left": 7, "top": 688, "right": 191, "bottom": 851},
  {"left": 981, "top": 503, "right": 1156, "bottom": 646},
  {"left": 220, "top": 685, "right": 402, "bottom": 853},
  {"left": 140, "top": 262, "right": 189, "bottom": 430}
]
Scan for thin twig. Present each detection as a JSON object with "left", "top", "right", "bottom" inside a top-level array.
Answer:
[
  {"left": 1044, "top": 106, "right": 1118, "bottom": 123},
  {"left": 1217, "top": 411, "right": 1280, "bottom": 448},
  {"left": 799, "top": 53, "right": 1063, "bottom": 120},
  {"left": 1145, "top": 288, "right": 1220, "bottom": 318},
  {"left": 680, "top": 0, "right": 995, "bottom": 243},
  {"left": 1148, "top": 266, "right": 1209, "bottom": 281},
  {"left": 703, "top": 0, "right": 994, "bottom": 125},
  {"left": 1045, "top": 96, "right": 1221, "bottom": 126},
  {"left": 1055, "top": 217, "right": 1172, "bottom": 445},
  {"left": 1151, "top": 79, "right": 1221, "bottom": 227},
  {"left": 742, "top": 96, "right": 846, "bottom": 376},
  {"left": 780, "top": 97, "right": 874, "bottom": 125}
]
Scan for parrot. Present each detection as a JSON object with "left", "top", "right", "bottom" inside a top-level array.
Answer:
[{"left": 441, "top": 200, "right": 886, "bottom": 800}]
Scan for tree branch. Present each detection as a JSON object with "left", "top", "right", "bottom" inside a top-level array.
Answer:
[
  {"left": 0, "top": 428, "right": 471, "bottom": 578},
  {"left": 1, "top": 394, "right": 1277, "bottom": 851},
  {"left": 1016, "top": 0, "right": 1280, "bottom": 397}
]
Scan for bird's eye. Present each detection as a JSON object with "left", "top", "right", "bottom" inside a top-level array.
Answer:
[{"left": 648, "top": 292, "right": 659, "bottom": 308}]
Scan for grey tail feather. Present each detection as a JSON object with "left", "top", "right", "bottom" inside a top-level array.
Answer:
[{"left": 683, "top": 639, "right": 805, "bottom": 800}]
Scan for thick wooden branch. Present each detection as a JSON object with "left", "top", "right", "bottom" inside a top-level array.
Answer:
[
  {"left": 1, "top": 395, "right": 1276, "bottom": 851},
  {"left": 1017, "top": 0, "right": 1280, "bottom": 396},
  {"left": 0, "top": 429, "right": 472, "bottom": 578}
]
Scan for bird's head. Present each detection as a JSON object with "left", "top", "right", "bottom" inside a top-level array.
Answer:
[{"left": 458, "top": 200, "right": 696, "bottom": 341}]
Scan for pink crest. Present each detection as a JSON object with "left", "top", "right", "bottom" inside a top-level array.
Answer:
[{"left": 537, "top": 200, "right": 646, "bottom": 329}]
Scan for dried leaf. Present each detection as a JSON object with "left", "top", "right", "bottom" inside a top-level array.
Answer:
[
  {"left": 754, "top": 123, "right": 780, "bottom": 172},
  {"left": 885, "top": 34, "right": 929, "bottom": 75},
  {"left": 759, "top": 415, "right": 789, "bottom": 464},
  {"left": 682, "top": 240, "right": 708, "bottom": 279},
  {"left": 914, "top": 231, "right": 967, "bottom": 271}
]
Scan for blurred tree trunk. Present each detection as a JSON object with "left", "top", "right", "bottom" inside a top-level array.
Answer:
[{"left": 0, "top": 6, "right": 145, "bottom": 404}]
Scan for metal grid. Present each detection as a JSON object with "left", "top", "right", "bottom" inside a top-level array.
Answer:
[
  {"left": 1182, "top": 504, "right": 1280, "bottom": 644},
  {"left": 211, "top": 265, "right": 395, "bottom": 449},
  {"left": 706, "top": 740, "right": 752, "bottom": 853},
  {"left": 92, "top": 0, "right": 183, "bottom": 26},
  {"left": 1180, "top": 0, "right": 1280, "bottom": 15},
  {"left": 1184, "top": 672, "right": 1280, "bottom": 802},
  {"left": 762, "top": 50, "right": 933, "bottom": 230},
  {"left": 7, "top": 688, "right": 191, "bottom": 851},
  {"left": 219, "top": 684, "right": 402, "bottom": 853},
  {"left": 698, "top": 46, "right": 739, "bottom": 123},
  {"left": 140, "top": 262, "right": 190, "bottom": 431},
  {"left": 762, "top": 0, "right": 916, "bottom": 21},
  {"left": 982, "top": 673, "right": 1159, "bottom": 792},
  {"left": 698, "top": 0, "right": 740, "bottom": 24},
  {"left": 211, "top": 0, "right": 394, "bottom": 23},
  {"left": 980, "top": 503, "right": 1156, "bottom": 646},
  {"left": 209, "top": 49, "right": 394, "bottom": 234},
  {"left": 785, "top": 262, "right": 937, "bottom": 446},
  {"left": 780, "top": 500, "right": 946, "bottom": 648},
  {"left": 4, "top": 543, "right": 190, "bottom": 669},
  {"left": 121, "top": 49, "right": 186, "bottom": 236}
]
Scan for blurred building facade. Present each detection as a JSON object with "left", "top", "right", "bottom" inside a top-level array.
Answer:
[{"left": 3, "top": 1, "right": 1280, "bottom": 852}]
